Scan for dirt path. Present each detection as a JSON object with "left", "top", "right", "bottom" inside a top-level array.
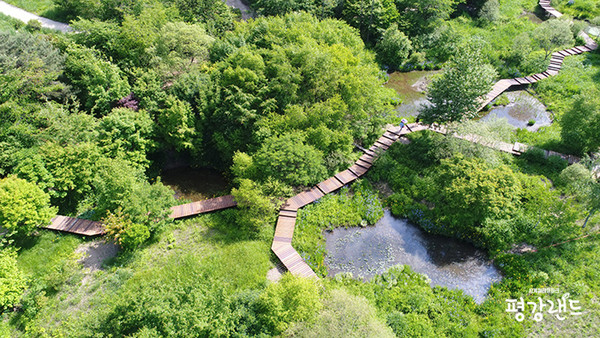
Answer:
[{"left": 0, "top": 1, "right": 71, "bottom": 32}]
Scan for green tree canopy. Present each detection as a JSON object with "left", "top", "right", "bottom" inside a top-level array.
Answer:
[
  {"left": 419, "top": 41, "right": 497, "bottom": 124},
  {"left": 98, "top": 108, "right": 155, "bottom": 169},
  {"left": 257, "top": 274, "right": 323, "bottom": 334},
  {"left": 206, "top": 13, "right": 394, "bottom": 167},
  {"left": 429, "top": 155, "right": 523, "bottom": 230},
  {"left": 0, "top": 177, "right": 56, "bottom": 237},
  {"left": 560, "top": 89, "right": 600, "bottom": 155},
  {"left": 63, "top": 45, "right": 131, "bottom": 115},
  {"left": 532, "top": 19, "right": 574, "bottom": 59},
  {"left": 375, "top": 24, "right": 412, "bottom": 70},
  {"left": 233, "top": 132, "right": 328, "bottom": 186}
]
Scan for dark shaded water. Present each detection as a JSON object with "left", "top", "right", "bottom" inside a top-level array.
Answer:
[
  {"left": 325, "top": 210, "right": 501, "bottom": 303},
  {"left": 481, "top": 91, "right": 552, "bottom": 131},
  {"left": 161, "top": 167, "right": 229, "bottom": 201}
]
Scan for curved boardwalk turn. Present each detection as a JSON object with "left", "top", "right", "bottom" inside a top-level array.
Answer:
[
  {"left": 478, "top": 0, "right": 597, "bottom": 111},
  {"left": 272, "top": 124, "right": 428, "bottom": 278}
]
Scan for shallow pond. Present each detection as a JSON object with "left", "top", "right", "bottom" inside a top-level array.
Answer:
[
  {"left": 325, "top": 210, "right": 501, "bottom": 303},
  {"left": 161, "top": 167, "right": 229, "bottom": 201},
  {"left": 481, "top": 91, "right": 552, "bottom": 131},
  {"left": 385, "top": 71, "right": 438, "bottom": 117}
]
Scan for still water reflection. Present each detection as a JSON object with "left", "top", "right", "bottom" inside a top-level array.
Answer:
[{"left": 325, "top": 210, "right": 502, "bottom": 303}]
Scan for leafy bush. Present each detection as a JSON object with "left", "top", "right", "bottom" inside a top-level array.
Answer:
[
  {"left": 288, "top": 288, "right": 395, "bottom": 337},
  {"left": 257, "top": 274, "right": 322, "bottom": 335},
  {"left": 0, "top": 249, "right": 28, "bottom": 310},
  {"left": 0, "top": 177, "right": 56, "bottom": 239},
  {"left": 376, "top": 24, "right": 412, "bottom": 70},
  {"left": 103, "top": 209, "right": 150, "bottom": 250}
]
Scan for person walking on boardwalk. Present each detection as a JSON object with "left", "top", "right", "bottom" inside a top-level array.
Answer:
[{"left": 399, "top": 118, "right": 413, "bottom": 132}]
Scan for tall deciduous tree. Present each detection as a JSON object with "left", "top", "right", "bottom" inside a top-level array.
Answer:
[
  {"left": 560, "top": 90, "right": 600, "bottom": 155},
  {"left": 376, "top": 24, "right": 412, "bottom": 70},
  {"left": 0, "top": 177, "right": 56, "bottom": 237},
  {"left": 532, "top": 19, "right": 574, "bottom": 60},
  {"left": 419, "top": 41, "right": 496, "bottom": 124}
]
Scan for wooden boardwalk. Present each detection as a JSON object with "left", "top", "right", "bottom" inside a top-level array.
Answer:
[
  {"left": 44, "top": 195, "right": 237, "bottom": 235},
  {"left": 478, "top": 0, "right": 597, "bottom": 111},
  {"left": 169, "top": 195, "right": 237, "bottom": 219},
  {"left": 271, "top": 123, "right": 427, "bottom": 278},
  {"left": 427, "top": 124, "right": 580, "bottom": 164},
  {"left": 46, "top": 215, "right": 105, "bottom": 236}
]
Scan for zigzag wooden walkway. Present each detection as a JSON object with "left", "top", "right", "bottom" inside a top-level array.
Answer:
[
  {"left": 43, "top": 195, "right": 237, "bottom": 235},
  {"left": 478, "top": 0, "right": 598, "bottom": 111},
  {"left": 272, "top": 123, "right": 428, "bottom": 278}
]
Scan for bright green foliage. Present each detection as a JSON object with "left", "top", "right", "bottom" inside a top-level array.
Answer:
[
  {"left": 0, "top": 31, "right": 65, "bottom": 103},
  {"left": 93, "top": 157, "right": 175, "bottom": 228},
  {"left": 341, "top": 0, "right": 399, "bottom": 44},
  {"left": 287, "top": 288, "right": 395, "bottom": 337},
  {"left": 231, "top": 179, "right": 278, "bottom": 239},
  {"left": 250, "top": 0, "right": 321, "bottom": 17},
  {"left": 0, "top": 177, "right": 56, "bottom": 237},
  {"left": 420, "top": 41, "right": 496, "bottom": 124},
  {"left": 156, "top": 96, "right": 197, "bottom": 152},
  {"left": 54, "top": 0, "right": 102, "bottom": 21},
  {"left": 395, "top": 0, "right": 464, "bottom": 37},
  {"left": 479, "top": 0, "right": 500, "bottom": 23},
  {"left": 173, "top": 0, "right": 235, "bottom": 33},
  {"left": 532, "top": 19, "right": 574, "bottom": 59},
  {"left": 103, "top": 209, "right": 150, "bottom": 250},
  {"left": 257, "top": 274, "right": 322, "bottom": 334},
  {"left": 376, "top": 24, "right": 412, "bottom": 70},
  {"left": 555, "top": 0, "right": 600, "bottom": 19},
  {"left": 206, "top": 13, "right": 394, "bottom": 167},
  {"left": 156, "top": 22, "right": 214, "bottom": 69},
  {"left": 558, "top": 163, "right": 594, "bottom": 194},
  {"left": 98, "top": 108, "right": 155, "bottom": 169},
  {"left": 246, "top": 132, "right": 328, "bottom": 186},
  {"left": 429, "top": 155, "right": 523, "bottom": 230},
  {"left": 560, "top": 89, "right": 600, "bottom": 155},
  {"left": 63, "top": 45, "right": 131, "bottom": 114},
  {"left": 94, "top": 235, "right": 271, "bottom": 337},
  {"left": 0, "top": 249, "right": 28, "bottom": 310},
  {"left": 13, "top": 142, "right": 101, "bottom": 212}
]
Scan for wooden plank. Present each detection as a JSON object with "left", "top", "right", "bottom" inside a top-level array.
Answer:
[
  {"left": 169, "top": 195, "right": 237, "bottom": 219},
  {"left": 359, "top": 153, "right": 375, "bottom": 164},
  {"left": 356, "top": 158, "right": 373, "bottom": 168},
  {"left": 376, "top": 136, "right": 395, "bottom": 147},
  {"left": 374, "top": 141, "right": 389, "bottom": 150},
  {"left": 349, "top": 164, "right": 369, "bottom": 177},
  {"left": 317, "top": 177, "right": 345, "bottom": 194},
  {"left": 279, "top": 209, "right": 297, "bottom": 218},
  {"left": 335, "top": 169, "right": 359, "bottom": 184}
]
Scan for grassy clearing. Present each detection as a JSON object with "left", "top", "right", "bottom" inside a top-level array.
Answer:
[{"left": 4, "top": 211, "right": 274, "bottom": 337}]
